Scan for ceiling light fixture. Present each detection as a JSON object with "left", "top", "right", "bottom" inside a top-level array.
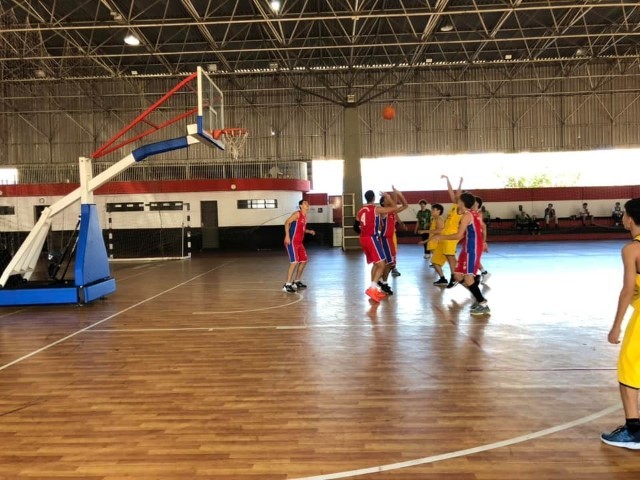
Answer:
[
  {"left": 505, "top": 54, "right": 512, "bottom": 60},
  {"left": 124, "top": 33, "right": 140, "bottom": 46},
  {"left": 440, "top": 23, "right": 454, "bottom": 32},
  {"left": 35, "top": 69, "right": 46, "bottom": 78},
  {"left": 270, "top": 1, "right": 281, "bottom": 13}
]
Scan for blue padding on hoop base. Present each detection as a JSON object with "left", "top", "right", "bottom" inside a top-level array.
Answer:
[
  {"left": 74, "top": 204, "right": 115, "bottom": 301},
  {"left": 132, "top": 137, "right": 190, "bottom": 162},
  {"left": 79, "top": 278, "right": 117, "bottom": 304},
  {"left": 0, "top": 286, "right": 79, "bottom": 306}
]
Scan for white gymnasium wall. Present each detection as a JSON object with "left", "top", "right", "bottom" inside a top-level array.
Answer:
[{"left": 0, "top": 190, "right": 332, "bottom": 232}]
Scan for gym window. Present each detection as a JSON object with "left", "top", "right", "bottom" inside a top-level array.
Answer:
[
  {"left": 237, "top": 199, "right": 278, "bottom": 209},
  {"left": 106, "top": 202, "right": 144, "bottom": 212},
  {"left": 149, "top": 201, "right": 184, "bottom": 211}
]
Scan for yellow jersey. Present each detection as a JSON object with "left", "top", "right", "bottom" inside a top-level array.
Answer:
[{"left": 442, "top": 206, "right": 462, "bottom": 235}]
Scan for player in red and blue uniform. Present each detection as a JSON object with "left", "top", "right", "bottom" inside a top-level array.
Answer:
[
  {"left": 283, "top": 200, "right": 315, "bottom": 293},
  {"left": 378, "top": 188, "right": 408, "bottom": 295},
  {"left": 431, "top": 191, "right": 490, "bottom": 315},
  {"left": 357, "top": 188, "right": 400, "bottom": 303}
]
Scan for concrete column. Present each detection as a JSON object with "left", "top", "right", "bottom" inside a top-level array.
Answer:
[{"left": 342, "top": 105, "right": 363, "bottom": 210}]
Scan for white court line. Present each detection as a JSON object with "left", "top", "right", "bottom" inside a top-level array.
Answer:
[
  {"left": 193, "top": 291, "right": 304, "bottom": 315},
  {"left": 0, "top": 261, "right": 234, "bottom": 373},
  {"left": 0, "top": 308, "right": 29, "bottom": 319},
  {"left": 290, "top": 404, "right": 620, "bottom": 480},
  {"left": 86, "top": 323, "right": 446, "bottom": 333},
  {"left": 88, "top": 325, "right": 306, "bottom": 333}
]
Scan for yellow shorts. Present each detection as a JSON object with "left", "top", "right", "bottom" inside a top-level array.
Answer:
[
  {"left": 619, "top": 305, "right": 640, "bottom": 389},
  {"left": 431, "top": 240, "right": 458, "bottom": 266}
]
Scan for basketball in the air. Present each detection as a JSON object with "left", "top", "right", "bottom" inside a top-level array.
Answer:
[{"left": 382, "top": 105, "right": 396, "bottom": 120}]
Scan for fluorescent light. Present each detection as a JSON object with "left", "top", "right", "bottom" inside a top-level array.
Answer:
[
  {"left": 505, "top": 54, "right": 512, "bottom": 60},
  {"left": 124, "top": 34, "right": 140, "bottom": 46},
  {"left": 270, "top": 1, "right": 281, "bottom": 13}
]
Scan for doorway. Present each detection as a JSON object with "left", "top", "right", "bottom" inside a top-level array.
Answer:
[{"left": 200, "top": 201, "right": 220, "bottom": 249}]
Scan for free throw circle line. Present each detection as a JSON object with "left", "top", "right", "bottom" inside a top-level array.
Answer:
[
  {"left": 290, "top": 404, "right": 620, "bottom": 480},
  {"left": 193, "top": 291, "right": 303, "bottom": 315}
]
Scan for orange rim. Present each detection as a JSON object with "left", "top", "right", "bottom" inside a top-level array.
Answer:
[{"left": 212, "top": 128, "right": 248, "bottom": 140}]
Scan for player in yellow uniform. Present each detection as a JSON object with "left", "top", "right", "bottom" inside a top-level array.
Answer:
[
  {"left": 602, "top": 198, "right": 640, "bottom": 449},
  {"left": 424, "top": 204, "right": 444, "bottom": 254},
  {"left": 432, "top": 175, "right": 462, "bottom": 287}
]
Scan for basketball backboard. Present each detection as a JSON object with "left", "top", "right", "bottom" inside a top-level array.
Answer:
[{"left": 190, "top": 66, "right": 225, "bottom": 151}]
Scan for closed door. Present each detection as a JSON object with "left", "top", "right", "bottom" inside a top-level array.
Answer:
[{"left": 200, "top": 201, "right": 219, "bottom": 249}]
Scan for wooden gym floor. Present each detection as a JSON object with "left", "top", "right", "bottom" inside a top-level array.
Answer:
[{"left": 0, "top": 240, "right": 638, "bottom": 479}]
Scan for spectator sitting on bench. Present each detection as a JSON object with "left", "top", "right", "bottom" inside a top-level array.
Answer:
[
  {"left": 544, "top": 203, "right": 558, "bottom": 228},
  {"left": 515, "top": 205, "right": 531, "bottom": 233},
  {"left": 612, "top": 201, "right": 624, "bottom": 227},
  {"left": 579, "top": 202, "right": 594, "bottom": 226}
]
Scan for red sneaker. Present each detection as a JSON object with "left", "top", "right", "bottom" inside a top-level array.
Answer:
[{"left": 365, "top": 287, "right": 381, "bottom": 303}]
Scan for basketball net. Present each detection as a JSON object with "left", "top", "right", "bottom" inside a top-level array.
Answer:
[{"left": 213, "top": 128, "right": 248, "bottom": 161}]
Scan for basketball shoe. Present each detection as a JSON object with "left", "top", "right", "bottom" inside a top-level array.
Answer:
[
  {"left": 601, "top": 425, "right": 640, "bottom": 450},
  {"left": 377, "top": 281, "right": 393, "bottom": 295},
  {"left": 470, "top": 303, "right": 491, "bottom": 316},
  {"left": 365, "top": 287, "right": 384, "bottom": 302},
  {"left": 282, "top": 284, "right": 296, "bottom": 293}
]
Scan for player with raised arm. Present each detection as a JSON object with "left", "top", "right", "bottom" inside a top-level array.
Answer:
[
  {"left": 282, "top": 200, "right": 316, "bottom": 293},
  {"left": 358, "top": 189, "right": 399, "bottom": 303},
  {"left": 379, "top": 186, "right": 408, "bottom": 295},
  {"left": 431, "top": 191, "right": 490, "bottom": 315},
  {"left": 431, "top": 175, "right": 463, "bottom": 288}
]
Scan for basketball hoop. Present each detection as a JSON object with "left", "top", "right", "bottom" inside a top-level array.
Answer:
[{"left": 213, "top": 128, "right": 248, "bottom": 160}]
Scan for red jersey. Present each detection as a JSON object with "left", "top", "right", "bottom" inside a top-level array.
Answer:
[
  {"left": 288, "top": 211, "right": 307, "bottom": 244},
  {"left": 462, "top": 210, "right": 483, "bottom": 256},
  {"left": 380, "top": 212, "right": 397, "bottom": 239},
  {"left": 357, "top": 204, "right": 380, "bottom": 237}
]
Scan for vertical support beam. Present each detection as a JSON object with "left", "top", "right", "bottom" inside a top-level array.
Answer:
[
  {"left": 78, "top": 156, "right": 94, "bottom": 204},
  {"left": 107, "top": 215, "right": 114, "bottom": 259},
  {"left": 185, "top": 203, "right": 192, "bottom": 258},
  {"left": 342, "top": 105, "right": 363, "bottom": 210}
]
